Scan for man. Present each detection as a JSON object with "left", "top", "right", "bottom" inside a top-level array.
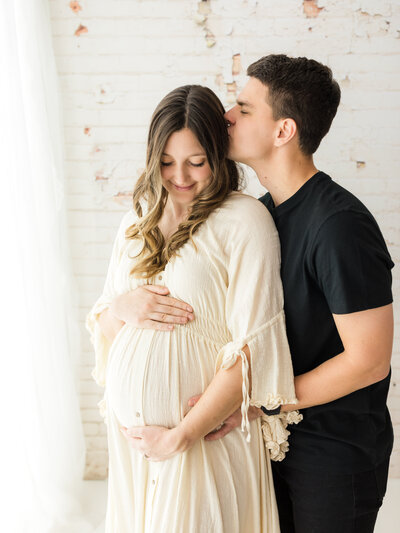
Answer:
[{"left": 114, "top": 55, "right": 394, "bottom": 532}]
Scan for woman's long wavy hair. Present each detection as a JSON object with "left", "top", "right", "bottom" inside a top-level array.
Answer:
[{"left": 126, "top": 85, "right": 243, "bottom": 279}]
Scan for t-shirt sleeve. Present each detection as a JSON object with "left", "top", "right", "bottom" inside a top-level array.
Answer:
[
  {"left": 215, "top": 197, "right": 302, "bottom": 460},
  {"left": 312, "top": 210, "right": 394, "bottom": 315}
]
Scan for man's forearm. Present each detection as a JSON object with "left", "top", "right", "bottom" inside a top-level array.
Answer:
[{"left": 283, "top": 349, "right": 390, "bottom": 412}]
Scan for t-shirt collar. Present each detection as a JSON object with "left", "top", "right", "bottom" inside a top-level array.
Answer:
[{"left": 270, "top": 171, "right": 328, "bottom": 216}]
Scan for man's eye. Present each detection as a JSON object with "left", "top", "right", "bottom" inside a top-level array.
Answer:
[
  {"left": 190, "top": 161, "right": 205, "bottom": 167},
  {"left": 161, "top": 162, "right": 172, "bottom": 166},
  {"left": 240, "top": 111, "right": 248, "bottom": 115}
]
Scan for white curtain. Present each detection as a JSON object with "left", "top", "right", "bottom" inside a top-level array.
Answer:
[{"left": 0, "top": 1, "right": 93, "bottom": 531}]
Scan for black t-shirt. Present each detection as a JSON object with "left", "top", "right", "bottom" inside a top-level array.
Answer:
[{"left": 259, "top": 171, "right": 394, "bottom": 474}]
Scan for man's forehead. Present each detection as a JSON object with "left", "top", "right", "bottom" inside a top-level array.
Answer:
[
  {"left": 237, "top": 78, "right": 268, "bottom": 106},
  {"left": 236, "top": 96, "right": 254, "bottom": 107}
]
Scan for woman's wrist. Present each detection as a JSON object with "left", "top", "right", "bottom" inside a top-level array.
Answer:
[
  {"left": 172, "top": 424, "right": 195, "bottom": 453},
  {"left": 109, "top": 294, "right": 124, "bottom": 321}
]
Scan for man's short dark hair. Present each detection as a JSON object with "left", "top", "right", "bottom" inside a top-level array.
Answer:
[{"left": 247, "top": 54, "right": 341, "bottom": 155}]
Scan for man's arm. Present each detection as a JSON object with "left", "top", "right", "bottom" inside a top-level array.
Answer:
[
  {"left": 282, "top": 303, "right": 393, "bottom": 411},
  {"left": 203, "top": 303, "right": 393, "bottom": 440}
]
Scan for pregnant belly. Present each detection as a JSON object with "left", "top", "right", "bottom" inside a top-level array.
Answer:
[{"left": 106, "top": 325, "right": 220, "bottom": 429}]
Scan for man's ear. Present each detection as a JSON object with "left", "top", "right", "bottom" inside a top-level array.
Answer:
[{"left": 275, "top": 118, "right": 297, "bottom": 147}]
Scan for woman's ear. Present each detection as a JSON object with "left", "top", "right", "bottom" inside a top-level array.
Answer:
[{"left": 274, "top": 118, "right": 297, "bottom": 148}]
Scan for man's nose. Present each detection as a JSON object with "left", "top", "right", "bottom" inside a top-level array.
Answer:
[{"left": 224, "top": 107, "right": 235, "bottom": 127}]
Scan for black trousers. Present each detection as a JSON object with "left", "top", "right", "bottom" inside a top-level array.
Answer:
[{"left": 271, "top": 457, "right": 390, "bottom": 533}]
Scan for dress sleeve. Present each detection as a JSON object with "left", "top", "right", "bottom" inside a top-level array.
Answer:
[
  {"left": 215, "top": 197, "right": 302, "bottom": 460},
  {"left": 85, "top": 210, "right": 135, "bottom": 389}
]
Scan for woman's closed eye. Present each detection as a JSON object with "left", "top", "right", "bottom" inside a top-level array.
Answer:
[{"left": 161, "top": 161, "right": 206, "bottom": 167}]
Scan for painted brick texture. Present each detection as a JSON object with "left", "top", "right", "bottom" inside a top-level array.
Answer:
[{"left": 49, "top": 0, "right": 400, "bottom": 479}]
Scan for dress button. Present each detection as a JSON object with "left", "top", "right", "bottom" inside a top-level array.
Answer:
[
  {"left": 158, "top": 275, "right": 163, "bottom": 280},
  {"left": 152, "top": 479, "right": 156, "bottom": 485},
  {"left": 135, "top": 412, "right": 140, "bottom": 417}
]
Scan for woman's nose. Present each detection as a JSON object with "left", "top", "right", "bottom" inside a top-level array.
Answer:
[{"left": 173, "top": 166, "right": 188, "bottom": 183}]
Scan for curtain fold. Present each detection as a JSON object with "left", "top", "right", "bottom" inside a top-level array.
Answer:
[{"left": 0, "top": 1, "right": 93, "bottom": 531}]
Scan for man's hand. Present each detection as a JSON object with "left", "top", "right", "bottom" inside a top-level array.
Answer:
[
  {"left": 110, "top": 285, "right": 194, "bottom": 331},
  {"left": 187, "top": 394, "right": 263, "bottom": 441}
]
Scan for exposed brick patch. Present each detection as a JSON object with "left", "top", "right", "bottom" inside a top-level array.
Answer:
[
  {"left": 69, "top": 1, "right": 82, "bottom": 14},
  {"left": 232, "top": 53, "right": 241, "bottom": 76},
  {"left": 74, "top": 24, "right": 88, "bottom": 36},
  {"left": 195, "top": 0, "right": 216, "bottom": 47},
  {"left": 303, "top": 0, "right": 324, "bottom": 18}
]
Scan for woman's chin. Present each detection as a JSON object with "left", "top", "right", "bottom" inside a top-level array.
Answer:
[{"left": 168, "top": 189, "right": 197, "bottom": 203}]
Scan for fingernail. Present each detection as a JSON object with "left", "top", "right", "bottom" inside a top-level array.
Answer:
[
  {"left": 188, "top": 314, "right": 194, "bottom": 320},
  {"left": 187, "top": 306, "right": 193, "bottom": 312},
  {"left": 168, "top": 325, "right": 174, "bottom": 330}
]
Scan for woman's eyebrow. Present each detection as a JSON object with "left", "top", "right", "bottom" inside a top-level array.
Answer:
[{"left": 162, "top": 152, "right": 206, "bottom": 157}]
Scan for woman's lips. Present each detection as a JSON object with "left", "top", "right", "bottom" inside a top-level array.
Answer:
[{"left": 172, "top": 183, "right": 195, "bottom": 191}]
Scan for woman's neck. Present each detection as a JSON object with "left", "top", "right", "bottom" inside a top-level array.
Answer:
[{"left": 158, "top": 197, "right": 190, "bottom": 240}]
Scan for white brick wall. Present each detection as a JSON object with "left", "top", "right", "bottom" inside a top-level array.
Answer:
[{"left": 49, "top": 0, "right": 400, "bottom": 479}]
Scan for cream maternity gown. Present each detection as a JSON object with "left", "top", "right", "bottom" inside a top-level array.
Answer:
[{"left": 86, "top": 192, "right": 301, "bottom": 533}]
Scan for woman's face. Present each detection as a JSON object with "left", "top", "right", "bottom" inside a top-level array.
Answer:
[{"left": 161, "top": 128, "right": 212, "bottom": 204}]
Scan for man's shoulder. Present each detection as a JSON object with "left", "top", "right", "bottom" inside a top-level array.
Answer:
[
  {"left": 304, "top": 172, "right": 375, "bottom": 231},
  {"left": 319, "top": 174, "right": 369, "bottom": 211},
  {"left": 257, "top": 172, "right": 372, "bottom": 223},
  {"left": 309, "top": 175, "right": 393, "bottom": 264}
]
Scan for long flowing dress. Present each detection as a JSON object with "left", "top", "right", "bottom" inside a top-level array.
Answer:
[{"left": 86, "top": 192, "right": 301, "bottom": 533}]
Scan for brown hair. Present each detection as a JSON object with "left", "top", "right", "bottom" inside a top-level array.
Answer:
[
  {"left": 126, "top": 85, "right": 242, "bottom": 279},
  {"left": 247, "top": 54, "right": 341, "bottom": 155}
]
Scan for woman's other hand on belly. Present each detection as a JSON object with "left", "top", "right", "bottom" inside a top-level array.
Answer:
[{"left": 120, "top": 424, "right": 190, "bottom": 462}]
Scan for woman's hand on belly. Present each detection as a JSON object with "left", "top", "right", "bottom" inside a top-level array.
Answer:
[
  {"left": 110, "top": 285, "right": 194, "bottom": 331},
  {"left": 120, "top": 424, "right": 190, "bottom": 462}
]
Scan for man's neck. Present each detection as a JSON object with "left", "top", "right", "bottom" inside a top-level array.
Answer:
[{"left": 254, "top": 154, "right": 318, "bottom": 207}]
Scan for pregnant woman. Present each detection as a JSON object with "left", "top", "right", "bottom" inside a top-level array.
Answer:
[{"left": 86, "top": 85, "right": 301, "bottom": 532}]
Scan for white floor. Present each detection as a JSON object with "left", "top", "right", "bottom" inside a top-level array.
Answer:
[{"left": 83, "top": 478, "right": 400, "bottom": 532}]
